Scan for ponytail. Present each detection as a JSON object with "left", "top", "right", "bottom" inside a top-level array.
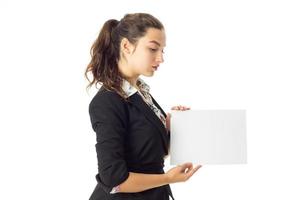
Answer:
[{"left": 85, "top": 19, "right": 127, "bottom": 99}]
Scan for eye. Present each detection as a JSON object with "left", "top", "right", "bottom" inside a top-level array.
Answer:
[
  {"left": 150, "top": 48, "right": 158, "bottom": 52},
  {"left": 149, "top": 48, "right": 165, "bottom": 54}
]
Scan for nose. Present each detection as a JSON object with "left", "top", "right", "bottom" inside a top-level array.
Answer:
[{"left": 156, "top": 52, "right": 164, "bottom": 63}]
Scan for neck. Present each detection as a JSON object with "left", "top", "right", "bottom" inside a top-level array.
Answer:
[{"left": 118, "top": 60, "right": 139, "bottom": 88}]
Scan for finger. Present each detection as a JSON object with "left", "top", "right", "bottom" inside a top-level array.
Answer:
[
  {"left": 191, "top": 165, "right": 202, "bottom": 175},
  {"left": 194, "top": 165, "right": 202, "bottom": 171},
  {"left": 180, "top": 162, "right": 193, "bottom": 172},
  {"left": 185, "top": 164, "right": 194, "bottom": 173},
  {"left": 171, "top": 105, "right": 191, "bottom": 111},
  {"left": 171, "top": 106, "right": 180, "bottom": 110},
  {"left": 186, "top": 165, "right": 202, "bottom": 178},
  {"left": 180, "top": 105, "right": 190, "bottom": 111},
  {"left": 180, "top": 162, "right": 193, "bottom": 168},
  {"left": 172, "top": 105, "right": 185, "bottom": 110},
  {"left": 182, "top": 106, "right": 191, "bottom": 110},
  {"left": 178, "top": 162, "right": 192, "bottom": 169},
  {"left": 188, "top": 164, "right": 201, "bottom": 172}
]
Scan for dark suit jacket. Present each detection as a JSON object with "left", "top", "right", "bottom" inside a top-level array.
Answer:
[{"left": 88, "top": 86, "right": 175, "bottom": 200}]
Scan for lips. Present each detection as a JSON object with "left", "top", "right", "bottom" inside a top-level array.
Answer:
[
  {"left": 152, "top": 65, "right": 159, "bottom": 71},
  {"left": 152, "top": 66, "right": 158, "bottom": 71}
]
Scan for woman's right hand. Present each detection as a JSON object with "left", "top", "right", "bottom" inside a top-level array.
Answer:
[{"left": 165, "top": 162, "right": 202, "bottom": 184}]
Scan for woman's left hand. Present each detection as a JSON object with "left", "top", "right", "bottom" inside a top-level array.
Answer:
[{"left": 166, "top": 105, "right": 191, "bottom": 132}]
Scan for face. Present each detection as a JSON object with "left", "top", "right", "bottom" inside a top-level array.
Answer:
[{"left": 122, "top": 28, "right": 166, "bottom": 77}]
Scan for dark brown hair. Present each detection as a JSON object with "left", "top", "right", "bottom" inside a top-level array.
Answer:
[{"left": 84, "top": 13, "right": 164, "bottom": 100}]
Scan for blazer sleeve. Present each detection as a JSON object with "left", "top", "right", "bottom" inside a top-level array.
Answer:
[{"left": 89, "top": 91, "right": 129, "bottom": 194}]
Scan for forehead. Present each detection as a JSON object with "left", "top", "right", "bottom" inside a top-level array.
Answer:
[{"left": 139, "top": 28, "right": 166, "bottom": 47}]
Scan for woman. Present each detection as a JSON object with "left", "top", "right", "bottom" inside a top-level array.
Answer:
[{"left": 85, "top": 13, "right": 201, "bottom": 200}]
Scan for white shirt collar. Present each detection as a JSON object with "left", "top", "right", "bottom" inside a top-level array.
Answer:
[{"left": 121, "top": 77, "right": 150, "bottom": 97}]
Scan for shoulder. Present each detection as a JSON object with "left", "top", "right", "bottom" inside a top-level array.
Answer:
[
  {"left": 89, "top": 87, "right": 125, "bottom": 108},
  {"left": 88, "top": 87, "right": 129, "bottom": 130},
  {"left": 88, "top": 87, "right": 128, "bottom": 120}
]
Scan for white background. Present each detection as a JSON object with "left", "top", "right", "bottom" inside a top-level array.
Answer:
[{"left": 0, "top": 0, "right": 299, "bottom": 199}]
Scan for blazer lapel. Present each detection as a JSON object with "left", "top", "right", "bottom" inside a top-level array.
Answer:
[
  {"left": 149, "top": 93, "right": 167, "bottom": 118},
  {"left": 128, "top": 93, "right": 169, "bottom": 154}
]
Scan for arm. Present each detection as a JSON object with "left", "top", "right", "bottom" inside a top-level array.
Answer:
[
  {"left": 119, "top": 163, "right": 201, "bottom": 193},
  {"left": 89, "top": 92, "right": 200, "bottom": 194},
  {"left": 118, "top": 172, "right": 168, "bottom": 193},
  {"left": 89, "top": 91, "right": 130, "bottom": 194}
]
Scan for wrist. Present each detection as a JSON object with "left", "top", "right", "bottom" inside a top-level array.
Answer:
[{"left": 162, "top": 173, "right": 170, "bottom": 185}]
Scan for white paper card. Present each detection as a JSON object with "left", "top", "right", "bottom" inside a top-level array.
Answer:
[{"left": 170, "top": 110, "right": 247, "bottom": 165}]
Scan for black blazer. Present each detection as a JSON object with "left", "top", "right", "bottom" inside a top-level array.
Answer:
[{"left": 88, "top": 86, "right": 175, "bottom": 200}]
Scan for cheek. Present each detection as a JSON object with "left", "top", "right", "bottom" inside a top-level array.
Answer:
[{"left": 135, "top": 52, "right": 153, "bottom": 65}]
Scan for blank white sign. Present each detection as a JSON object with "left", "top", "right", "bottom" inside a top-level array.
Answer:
[{"left": 170, "top": 110, "right": 247, "bottom": 165}]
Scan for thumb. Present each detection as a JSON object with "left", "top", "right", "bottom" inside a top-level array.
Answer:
[{"left": 179, "top": 162, "right": 193, "bottom": 172}]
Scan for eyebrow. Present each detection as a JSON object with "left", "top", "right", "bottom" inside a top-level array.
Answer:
[{"left": 149, "top": 40, "right": 163, "bottom": 47}]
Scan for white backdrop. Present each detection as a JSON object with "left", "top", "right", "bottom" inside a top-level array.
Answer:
[{"left": 1, "top": 0, "right": 299, "bottom": 199}]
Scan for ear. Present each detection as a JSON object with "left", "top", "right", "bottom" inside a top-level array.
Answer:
[{"left": 120, "top": 37, "right": 135, "bottom": 55}]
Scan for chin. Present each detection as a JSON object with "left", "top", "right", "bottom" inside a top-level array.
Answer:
[{"left": 143, "top": 72, "right": 155, "bottom": 77}]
